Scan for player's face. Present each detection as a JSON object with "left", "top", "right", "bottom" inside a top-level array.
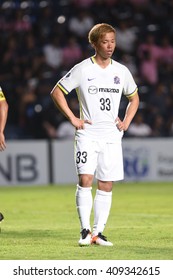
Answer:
[{"left": 95, "top": 32, "right": 116, "bottom": 59}]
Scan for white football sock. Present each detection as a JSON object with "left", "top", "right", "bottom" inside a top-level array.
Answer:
[
  {"left": 93, "top": 189, "right": 112, "bottom": 236},
  {"left": 75, "top": 184, "right": 93, "bottom": 231}
]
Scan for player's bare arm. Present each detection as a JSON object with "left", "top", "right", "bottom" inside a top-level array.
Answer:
[
  {"left": 0, "top": 100, "right": 8, "bottom": 151},
  {"left": 51, "top": 86, "right": 92, "bottom": 130},
  {"left": 116, "top": 91, "right": 139, "bottom": 131}
]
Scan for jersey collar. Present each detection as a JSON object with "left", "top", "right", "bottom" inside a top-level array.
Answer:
[{"left": 90, "top": 56, "right": 112, "bottom": 65}]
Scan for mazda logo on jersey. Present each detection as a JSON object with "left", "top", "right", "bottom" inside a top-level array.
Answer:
[
  {"left": 88, "top": 85, "right": 98, "bottom": 94},
  {"left": 99, "top": 88, "right": 119, "bottom": 93},
  {"left": 88, "top": 86, "right": 119, "bottom": 94}
]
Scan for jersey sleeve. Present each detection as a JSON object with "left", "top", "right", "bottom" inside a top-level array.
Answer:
[
  {"left": 123, "top": 67, "right": 137, "bottom": 97},
  {"left": 0, "top": 87, "right": 6, "bottom": 101},
  {"left": 56, "top": 64, "right": 81, "bottom": 95}
]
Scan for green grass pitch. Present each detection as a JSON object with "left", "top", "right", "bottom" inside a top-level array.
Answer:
[{"left": 0, "top": 182, "right": 173, "bottom": 260}]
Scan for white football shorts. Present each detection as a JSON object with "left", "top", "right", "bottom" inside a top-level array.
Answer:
[{"left": 74, "top": 138, "right": 124, "bottom": 181}]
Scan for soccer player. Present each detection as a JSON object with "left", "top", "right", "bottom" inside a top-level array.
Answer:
[
  {"left": 51, "top": 23, "right": 139, "bottom": 246},
  {"left": 0, "top": 86, "right": 8, "bottom": 151}
]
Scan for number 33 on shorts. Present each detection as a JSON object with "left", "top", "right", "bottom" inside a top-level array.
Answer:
[{"left": 74, "top": 139, "right": 124, "bottom": 181}]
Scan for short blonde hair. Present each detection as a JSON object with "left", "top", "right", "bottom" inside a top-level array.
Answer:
[{"left": 88, "top": 23, "right": 116, "bottom": 45}]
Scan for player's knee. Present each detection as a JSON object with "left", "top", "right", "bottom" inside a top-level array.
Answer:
[
  {"left": 98, "top": 180, "right": 113, "bottom": 192},
  {"left": 79, "top": 174, "right": 93, "bottom": 187}
]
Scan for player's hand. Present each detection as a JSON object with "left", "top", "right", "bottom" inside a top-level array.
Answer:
[
  {"left": 71, "top": 117, "right": 92, "bottom": 130},
  {"left": 0, "top": 133, "right": 6, "bottom": 151},
  {"left": 115, "top": 117, "right": 128, "bottom": 131}
]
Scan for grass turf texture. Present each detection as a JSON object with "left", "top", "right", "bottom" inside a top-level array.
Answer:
[{"left": 0, "top": 182, "right": 173, "bottom": 260}]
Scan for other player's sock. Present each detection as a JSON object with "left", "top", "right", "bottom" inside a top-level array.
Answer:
[
  {"left": 92, "top": 189, "right": 112, "bottom": 236},
  {"left": 75, "top": 184, "right": 93, "bottom": 231}
]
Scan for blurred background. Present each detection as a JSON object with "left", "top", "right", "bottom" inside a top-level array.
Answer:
[{"left": 0, "top": 0, "right": 173, "bottom": 140}]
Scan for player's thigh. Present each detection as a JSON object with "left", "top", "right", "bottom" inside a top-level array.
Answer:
[
  {"left": 74, "top": 139, "right": 98, "bottom": 175},
  {"left": 96, "top": 142, "right": 124, "bottom": 181}
]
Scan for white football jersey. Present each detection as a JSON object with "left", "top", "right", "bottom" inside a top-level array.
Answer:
[{"left": 56, "top": 56, "right": 137, "bottom": 142}]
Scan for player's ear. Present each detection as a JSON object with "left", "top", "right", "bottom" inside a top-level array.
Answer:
[{"left": 91, "top": 42, "right": 96, "bottom": 50}]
